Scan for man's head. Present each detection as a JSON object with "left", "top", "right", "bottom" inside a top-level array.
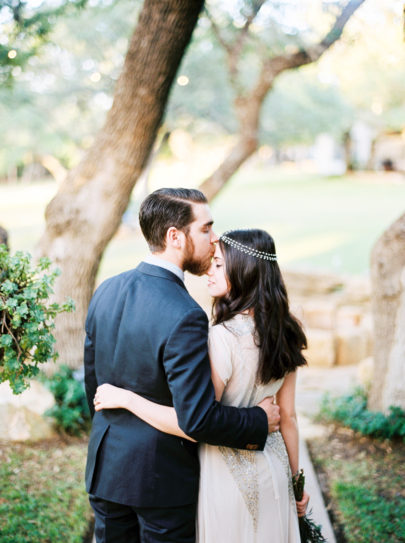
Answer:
[{"left": 139, "top": 188, "right": 217, "bottom": 275}]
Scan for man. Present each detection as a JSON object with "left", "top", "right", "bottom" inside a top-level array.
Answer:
[{"left": 84, "top": 188, "right": 280, "bottom": 543}]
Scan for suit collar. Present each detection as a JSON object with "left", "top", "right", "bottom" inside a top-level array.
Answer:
[
  {"left": 144, "top": 254, "right": 184, "bottom": 283},
  {"left": 137, "top": 262, "right": 187, "bottom": 290}
]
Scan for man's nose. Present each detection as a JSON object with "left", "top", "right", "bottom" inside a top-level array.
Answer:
[{"left": 211, "top": 230, "right": 219, "bottom": 243}]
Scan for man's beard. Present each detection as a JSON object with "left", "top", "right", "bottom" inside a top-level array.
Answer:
[{"left": 183, "top": 235, "right": 213, "bottom": 276}]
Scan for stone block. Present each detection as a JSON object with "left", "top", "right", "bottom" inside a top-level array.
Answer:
[
  {"left": 335, "top": 327, "right": 368, "bottom": 366},
  {"left": 340, "top": 276, "right": 371, "bottom": 305},
  {"left": 305, "top": 329, "right": 335, "bottom": 367},
  {"left": 283, "top": 270, "right": 344, "bottom": 297},
  {"left": 300, "top": 299, "right": 336, "bottom": 330},
  {"left": 0, "top": 380, "right": 57, "bottom": 441},
  {"left": 336, "top": 305, "right": 367, "bottom": 328}
]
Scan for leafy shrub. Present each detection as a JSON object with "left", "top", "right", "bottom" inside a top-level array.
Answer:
[
  {"left": 0, "top": 245, "right": 74, "bottom": 393},
  {"left": 318, "top": 387, "right": 405, "bottom": 440},
  {"left": 43, "top": 365, "right": 91, "bottom": 435}
]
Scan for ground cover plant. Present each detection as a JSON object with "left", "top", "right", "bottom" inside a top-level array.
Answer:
[
  {"left": 318, "top": 387, "right": 405, "bottom": 441},
  {"left": 308, "top": 425, "right": 405, "bottom": 543},
  {"left": 0, "top": 437, "right": 93, "bottom": 543}
]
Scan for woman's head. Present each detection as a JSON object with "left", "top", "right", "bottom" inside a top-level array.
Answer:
[
  {"left": 208, "top": 229, "right": 278, "bottom": 307},
  {"left": 210, "top": 229, "right": 307, "bottom": 383}
]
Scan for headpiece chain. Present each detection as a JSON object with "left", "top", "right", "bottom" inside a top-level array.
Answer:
[{"left": 220, "top": 232, "right": 277, "bottom": 262}]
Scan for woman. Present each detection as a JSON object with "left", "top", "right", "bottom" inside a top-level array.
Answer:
[{"left": 94, "top": 229, "right": 309, "bottom": 542}]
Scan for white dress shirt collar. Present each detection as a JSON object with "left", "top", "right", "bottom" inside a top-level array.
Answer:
[{"left": 144, "top": 254, "right": 184, "bottom": 283}]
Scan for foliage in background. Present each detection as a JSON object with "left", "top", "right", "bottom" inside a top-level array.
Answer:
[
  {"left": 43, "top": 365, "right": 91, "bottom": 435},
  {"left": 0, "top": 245, "right": 74, "bottom": 393},
  {"left": 0, "top": 438, "right": 92, "bottom": 543},
  {"left": 1, "top": 1, "right": 403, "bottom": 178},
  {"left": 0, "top": 0, "right": 138, "bottom": 176},
  {"left": 318, "top": 387, "right": 405, "bottom": 441},
  {"left": 0, "top": 0, "right": 87, "bottom": 86}
]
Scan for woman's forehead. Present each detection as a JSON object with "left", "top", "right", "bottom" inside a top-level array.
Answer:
[{"left": 214, "top": 244, "right": 223, "bottom": 259}]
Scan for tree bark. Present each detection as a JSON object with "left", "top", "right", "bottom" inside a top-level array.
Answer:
[
  {"left": 368, "top": 212, "right": 405, "bottom": 412},
  {"left": 37, "top": 0, "right": 204, "bottom": 370},
  {"left": 199, "top": 0, "right": 366, "bottom": 201}
]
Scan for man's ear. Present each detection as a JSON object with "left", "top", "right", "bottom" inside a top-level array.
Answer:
[{"left": 166, "top": 227, "right": 184, "bottom": 249}]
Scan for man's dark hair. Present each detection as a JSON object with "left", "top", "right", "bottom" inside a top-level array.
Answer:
[{"left": 139, "top": 188, "right": 207, "bottom": 251}]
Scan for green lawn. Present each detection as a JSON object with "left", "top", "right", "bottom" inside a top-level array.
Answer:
[
  {"left": 1, "top": 165, "right": 404, "bottom": 280},
  {"left": 0, "top": 438, "right": 92, "bottom": 543}
]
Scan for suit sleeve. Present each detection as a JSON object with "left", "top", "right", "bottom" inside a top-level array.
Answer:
[
  {"left": 84, "top": 290, "right": 101, "bottom": 419},
  {"left": 83, "top": 279, "right": 110, "bottom": 418},
  {"left": 84, "top": 326, "right": 97, "bottom": 419},
  {"left": 163, "top": 308, "right": 268, "bottom": 450}
]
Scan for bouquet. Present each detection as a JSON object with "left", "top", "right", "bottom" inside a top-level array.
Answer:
[{"left": 292, "top": 469, "right": 327, "bottom": 543}]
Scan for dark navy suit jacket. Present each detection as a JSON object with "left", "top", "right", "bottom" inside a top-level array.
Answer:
[{"left": 84, "top": 262, "right": 268, "bottom": 507}]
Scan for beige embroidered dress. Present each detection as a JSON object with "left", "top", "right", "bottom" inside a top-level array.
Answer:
[{"left": 196, "top": 314, "right": 300, "bottom": 543}]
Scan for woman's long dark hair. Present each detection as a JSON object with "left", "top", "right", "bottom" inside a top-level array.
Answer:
[{"left": 212, "top": 229, "right": 307, "bottom": 383}]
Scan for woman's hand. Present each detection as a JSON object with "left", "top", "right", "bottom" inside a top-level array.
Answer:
[
  {"left": 93, "top": 384, "right": 131, "bottom": 411},
  {"left": 296, "top": 490, "right": 310, "bottom": 517}
]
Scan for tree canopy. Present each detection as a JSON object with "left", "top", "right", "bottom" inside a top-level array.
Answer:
[{"left": 1, "top": 0, "right": 403, "bottom": 181}]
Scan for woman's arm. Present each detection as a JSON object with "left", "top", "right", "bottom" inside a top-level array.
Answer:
[
  {"left": 94, "top": 358, "right": 227, "bottom": 442},
  {"left": 277, "top": 371, "right": 299, "bottom": 474},
  {"left": 277, "top": 370, "right": 309, "bottom": 516},
  {"left": 210, "top": 363, "right": 226, "bottom": 401},
  {"left": 94, "top": 384, "right": 196, "bottom": 442}
]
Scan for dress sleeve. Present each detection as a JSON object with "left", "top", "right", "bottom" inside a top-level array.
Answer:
[{"left": 208, "top": 324, "right": 233, "bottom": 386}]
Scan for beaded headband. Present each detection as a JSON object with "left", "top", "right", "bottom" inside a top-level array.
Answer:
[{"left": 219, "top": 232, "right": 277, "bottom": 262}]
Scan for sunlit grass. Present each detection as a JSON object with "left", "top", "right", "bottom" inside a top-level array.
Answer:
[{"left": 1, "top": 165, "right": 404, "bottom": 281}]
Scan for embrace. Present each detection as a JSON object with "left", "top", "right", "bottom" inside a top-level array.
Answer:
[{"left": 84, "top": 188, "right": 310, "bottom": 543}]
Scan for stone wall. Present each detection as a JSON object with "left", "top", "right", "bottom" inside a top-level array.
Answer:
[{"left": 284, "top": 271, "right": 373, "bottom": 368}]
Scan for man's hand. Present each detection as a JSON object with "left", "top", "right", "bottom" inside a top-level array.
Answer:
[{"left": 257, "top": 396, "right": 280, "bottom": 433}]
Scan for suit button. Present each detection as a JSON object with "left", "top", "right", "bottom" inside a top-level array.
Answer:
[{"left": 246, "top": 443, "right": 259, "bottom": 450}]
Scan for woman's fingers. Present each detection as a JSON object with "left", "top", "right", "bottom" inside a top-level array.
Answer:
[
  {"left": 93, "top": 383, "right": 122, "bottom": 410},
  {"left": 296, "top": 491, "right": 310, "bottom": 517}
]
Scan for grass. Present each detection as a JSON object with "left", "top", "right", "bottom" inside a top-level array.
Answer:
[
  {"left": 0, "top": 438, "right": 93, "bottom": 543},
  {"left": 1, "top": 164, "right": 405, "bottom": 281},
  {"left": 308, "top": 426, "right": 405, "bottom": 543}
]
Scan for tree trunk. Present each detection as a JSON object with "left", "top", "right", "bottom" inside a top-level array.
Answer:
[
  {"left": 368, "top": 212, "right": 405, "bottom": 412},
  {"left": 37, "top": 0, "right": 204, "bottom": 370}
]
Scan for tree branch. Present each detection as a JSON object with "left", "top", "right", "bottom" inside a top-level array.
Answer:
[
  {"left": 233, "top": 0, "right": 267, "bottom": 58},
  {"left": 206, "top": 1, "right": 267, "bottom": 94},
  {"left": 253, "top": 0, "right": 366, "bottom": 103}
]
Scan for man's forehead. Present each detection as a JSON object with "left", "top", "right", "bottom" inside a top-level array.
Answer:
[{"left": 191, "top": 202, "right": 213, "bottom": 224}]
